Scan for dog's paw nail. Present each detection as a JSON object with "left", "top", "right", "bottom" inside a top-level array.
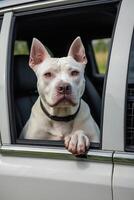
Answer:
[
  {"left": 77, "top": 144, "right": 85, "bottom": 154},
  {"left": 68, "top": 146, "right": 73, "bottom": 153},
  {"left": 68, "top": 145, "right": 77, "bottom": 154}
]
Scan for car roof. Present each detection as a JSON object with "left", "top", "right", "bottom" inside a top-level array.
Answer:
[
  {"left": 0, "top": 0, "right": 118, "bottom": 9},
  {"left": 0, "top": 0, "right": 38, "bottom": 9}
]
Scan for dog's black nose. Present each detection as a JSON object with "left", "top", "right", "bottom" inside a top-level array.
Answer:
[{"left": 57, "top": 83, "right": 71, "bottom": 95}]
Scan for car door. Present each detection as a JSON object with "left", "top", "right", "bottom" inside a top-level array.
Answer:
[
  {"left": 0, "top": 0, "right": 121, "bottom": 200},
  {"left": 109, "top": 0, "right": 134, "bottom": 199}
]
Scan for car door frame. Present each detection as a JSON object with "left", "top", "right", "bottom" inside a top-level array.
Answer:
[
  {"left": 0, "top": 0, "right": 123, "bottom": 200},
  {"left": 106, "top": 0, "right": 134, "bottom": 199}
]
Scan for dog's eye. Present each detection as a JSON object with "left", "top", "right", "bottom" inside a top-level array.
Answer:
[
  {"left": 71, "top": 70, "right": 80, "bottom": 76},
  {"left": 44, "top": 72, "right": 52, "bottom": 78}
]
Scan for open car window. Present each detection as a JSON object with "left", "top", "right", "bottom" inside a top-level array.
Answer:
[{"left": 8, "top": 1, "right": 120, "bottom": 151}]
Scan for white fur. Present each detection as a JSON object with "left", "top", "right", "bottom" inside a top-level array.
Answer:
[{"left": 20, "top": 37, "right": 100, "bottom": 155}]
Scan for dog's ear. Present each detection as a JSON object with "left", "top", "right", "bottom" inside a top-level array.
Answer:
[
  {"left": 29, "top": 38, "right": 50, "bottom": 69},
  {"left": 68, "top": 36, "right": 87, "bottom": 65}
]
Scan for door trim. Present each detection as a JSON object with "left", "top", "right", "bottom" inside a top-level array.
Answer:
[{"left": 0, "top": 145, "right": 113, "bottom": 162}]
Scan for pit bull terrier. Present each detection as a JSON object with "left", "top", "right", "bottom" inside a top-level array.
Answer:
[{"left": 20, "top": 36, "right": 100, "bottom": 155}]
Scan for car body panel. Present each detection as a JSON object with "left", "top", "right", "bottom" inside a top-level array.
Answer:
[
  {"left": 113, "top": 152, "right": 134, "bottom": 200},
  {"left": 0, "top": 11, "right": 13, "bottom": 145},
  {"left": 0, "top": 2, "right": 115, "bottom": 199},
  {"left": 0, "top": 147, "right": 113, "bottom": 200},
  {"left": 0, "top": 0, "right": 134, "bottom": 199},
  {"left": 102, "top": 0, "right": 134, "bottom": 151},
  {"left": 113, "top": 164, "right": 134, "bottom": 200}
]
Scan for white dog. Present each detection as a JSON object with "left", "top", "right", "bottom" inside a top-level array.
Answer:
[{"left": 20, "top": 36, "right": 100, "bottom": 155}]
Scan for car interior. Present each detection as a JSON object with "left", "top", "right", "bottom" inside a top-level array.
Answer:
[{"left": 10, "top": 1, "right": 119, "bottom": 146}]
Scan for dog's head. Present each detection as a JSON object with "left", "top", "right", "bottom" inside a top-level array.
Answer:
[{"left": 29, "top": 37, "right": 87, "bottom": 108}]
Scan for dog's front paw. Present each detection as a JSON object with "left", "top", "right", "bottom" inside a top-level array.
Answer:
[{"left": 64, "top": 130, "right": 90, "bottom": 155}]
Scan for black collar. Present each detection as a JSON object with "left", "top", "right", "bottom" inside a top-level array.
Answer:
[{"left": 40, "top": 99, "right": 80, "bottom": 122}]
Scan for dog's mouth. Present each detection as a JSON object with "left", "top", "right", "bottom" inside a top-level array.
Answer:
[
  {"left": 58, "top": 96, "right": 75, "bottom": 105},
  {"left": 49, "top": 95, "right": 77, "bottom": 107}
]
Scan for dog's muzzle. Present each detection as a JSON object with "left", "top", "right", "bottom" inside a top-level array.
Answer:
[{"left": 56, "top": 82, "right": 72, "bottom": 95}]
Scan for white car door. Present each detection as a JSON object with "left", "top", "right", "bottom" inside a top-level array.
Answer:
[
  {"left": 109, "top": 0, "right": 134, "bottom": 199},
  {"left": 0, "top": 0, "right": 122, "bottom": 200}
]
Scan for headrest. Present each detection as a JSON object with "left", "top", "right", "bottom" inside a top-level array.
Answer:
[{"left": 14, "top": 55, "right": 37, "bottom": 93}]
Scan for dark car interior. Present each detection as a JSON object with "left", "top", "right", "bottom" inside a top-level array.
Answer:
[{"left": 10, "top": 1, "right": 119, "bottom": 146}]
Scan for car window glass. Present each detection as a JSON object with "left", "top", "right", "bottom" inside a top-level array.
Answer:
[{"left": 125, "top": 31, "right": 134, "bottom": 151}]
